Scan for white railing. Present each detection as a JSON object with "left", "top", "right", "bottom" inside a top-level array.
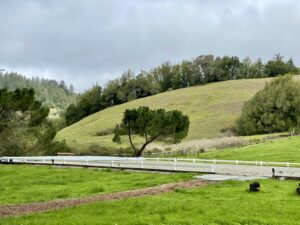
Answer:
[
  {"left": 1, "top": 156, "right": 300, "bottom": 168},
  {"left": 2, "top": 156, "right": 300, "bottom": 177},
  {"left": 0, "top": 156, "right": 300, "bottom": 167},
  {"left": 144, "top": 157, "right": 300, "bottom": 168},
  {"left": 0, "top": 156, "right": 215, "bottom": 173}
]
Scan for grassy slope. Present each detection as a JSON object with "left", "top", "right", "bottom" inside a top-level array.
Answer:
[
  {"left": 58, "top": 77, "right": 300, "bottom": 152},
  {"left": 2, "top": 179, "right": 300, "bottom": 225},
  {"left": 200, "top": 136, "right": 300, "bottom": 162},
  {"left": 0, "top": 165, "right": 193, "bottom": 205}
]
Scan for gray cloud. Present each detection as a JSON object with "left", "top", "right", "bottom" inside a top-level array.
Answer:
[{"left": 0, "top": 0, "right": 299, "bottom": 91}]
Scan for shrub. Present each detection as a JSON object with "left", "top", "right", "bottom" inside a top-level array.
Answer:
[
  {"left": 237, "top": 75, "right": 300, "bottom": 135},
  {"left": 95, "top": 128, "right": 114, "bottom": 136},
  {"left": 80, "top": 145, "right": 132, "bottom": 156}
]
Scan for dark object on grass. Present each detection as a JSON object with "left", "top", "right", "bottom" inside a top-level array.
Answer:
[
  {"left": 51, "top": 159, "right": 54, "bottom": 165},
  {"left": 249, "top": 182, "right": 260, "bottom": 192},
  {"left": 296, "top": 183, "right": 300, "bottom": 195}
]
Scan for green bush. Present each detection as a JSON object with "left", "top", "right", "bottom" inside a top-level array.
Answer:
[
  {"left": 95, "top": 128, "right": 114, "bottom": 136},
  {"left": 237, "top": 75, "right": 300, "bottom": 135}
]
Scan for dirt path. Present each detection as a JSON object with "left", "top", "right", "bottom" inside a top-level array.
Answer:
[{"left": 0, "top": 179, "right": 213, "bottom": 218}]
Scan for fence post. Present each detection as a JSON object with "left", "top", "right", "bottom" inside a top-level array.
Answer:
[
  {"left": 24, "top": 157, "right": 27, "bottom": 163},
  {"left": 156, "top": 157, "right": 159, "bottom": 162},
  {"left": 235, "top": 160, "right": 239, "bottom": 165},
  {"left": 260, "top": 161, "right": 263, "bottom": 166},
  {"left": 193, "top": 158, "right": 196, "bottom": 163},
  {"left": 111, "top": 160, "right": 114, "bottom": 167},
  {"left": 86, "top": 159, "right": 89, "bottom": 166},
  {"left": 211, "top": 164, "right": 214, "bottom": 173},
  {"left": 43, "top": 159, "right": 46, "bottom": 164},
  {"left": 141, "top": 160, "right": 144, "bottom": 169},
  {"left": 213, "top": 159, "right": 216, "bottom": 164},
  {"left": 287, "top": 162, "right": 290, "bottom": 167},
  {"left": 173, "top": 158, "right": 177, "bottom": 171}
]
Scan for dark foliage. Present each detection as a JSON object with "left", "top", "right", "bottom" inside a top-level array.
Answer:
[
  {"left": 65, "top": 85, "right": 104, "bottom": 125},
  {"left": 237, "top": 75, "right": 300, "bottom": 135},
  {"left": 0, "top": 88, "right": 69, "bottom": 156},
  {"left": 113, "top": 106, "right": 189, "bottom": 157},
  {"left": 0, "top": 72, "right": 77, "bottom": 110}
]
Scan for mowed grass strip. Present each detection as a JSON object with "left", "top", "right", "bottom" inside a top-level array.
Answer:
[
  {"left": 2, "top": 179, "right": 299, "bottom": 225},
  {"left": 0, "top": 165, "right": 193, "bottom": 205},
  {"left": 200, "top": 136, "right": 300, "bottom": 162}
]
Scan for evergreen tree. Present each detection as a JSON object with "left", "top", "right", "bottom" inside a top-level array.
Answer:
[
  {"left": 237, "top": 75, "right": 300, "bottom": 135},
  {"left": 113, "top": 106, "right": 189, "bottom": 157}
]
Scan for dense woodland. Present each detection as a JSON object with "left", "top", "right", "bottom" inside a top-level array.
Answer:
[
  {"left": 0, "top": 88, "right": 69, "bottom": 156},
  {"left": 0, "top": 72, "right": 77, "bottom": 110},
  {"left": 65, "top": 54, "right": 300, "bottom": 125}
]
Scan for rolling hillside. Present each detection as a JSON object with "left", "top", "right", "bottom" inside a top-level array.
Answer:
[
  {"left": 57, "top": 76, "right": 300, "bottom": 152},
  {"left": 200, "top": 136, "right": 300, "bottom": 162}
]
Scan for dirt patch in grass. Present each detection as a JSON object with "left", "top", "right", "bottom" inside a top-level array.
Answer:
[{"left": 0, "top": 179, "right": 214, "bottom": 218}]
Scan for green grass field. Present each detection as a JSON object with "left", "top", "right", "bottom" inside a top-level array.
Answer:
[
  {"left": 0, "top": 165, "right": 193, "bottom": 205},
  {"left": 58, "top": 77, "right": 300, "bottom": 153},
  {"left": 2, "top": 179, "right": 299, "bottom": 225},
  {"left": 200, "top": 136, "right": 300, "bottom": 162}
]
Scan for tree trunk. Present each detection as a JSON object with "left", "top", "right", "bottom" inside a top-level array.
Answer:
[
  {"left": 128, "top": 126, "right": 138, "bottom": 156},
  {"left": 134, "top": 135, "right": 159, "bottom": 157}
]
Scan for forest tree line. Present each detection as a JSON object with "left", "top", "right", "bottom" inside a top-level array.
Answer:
[
  {"left": 0, "top": 72, "right": 77, "bottom": 110},
  {"left": 65, "top": 54, "right": 300, "bottom": 125},
  {"left": 0, "top": 88, "right": 69, "bottom": 156}
]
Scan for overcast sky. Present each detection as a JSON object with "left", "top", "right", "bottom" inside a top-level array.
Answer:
[{"left": 0, "top": 0, "right": 299, "bottom": 92}]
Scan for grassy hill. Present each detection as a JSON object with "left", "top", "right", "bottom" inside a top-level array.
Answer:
[
  {"left": 57, "top": 76, "right": 300, "bottom": 153},
  {"left": 200, "top": 136, "right": 300, "bottom": 162}
]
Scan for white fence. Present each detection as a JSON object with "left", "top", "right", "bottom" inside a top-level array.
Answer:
[
  {"left": 2, "top": 156, "right": 300, "bottom": 167},
  {"left": 2, "top": 156, "right": 300, "bottom": 177},
  {"left": 148, "top": 157, "right": 300, "bottom": 167},
  {"left": 0, "top": 156, "right": 215, "bottom": 173}
]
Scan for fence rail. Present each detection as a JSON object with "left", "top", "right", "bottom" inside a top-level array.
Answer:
[
  {"left": 145, "top": 157, "right": 300, "bottom": 167},
  {"left": 2, "top": 156, "right": 300, "bottom": 168},
  {"left": 2, "top": 156, "right": 300, "bottom": 177},
  {"left": 0, "top": 156, "right": 215, "bottom": 173}
]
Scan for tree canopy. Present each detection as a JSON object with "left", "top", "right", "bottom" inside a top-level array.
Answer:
[
  {"left": 237, "top": 75, "right": 300, "bottom": 135},
  {"left": 65, "top": 85, "right": 104, "bottom": 125},
  {"left": 0, "top": 88, "right": 69, "bottom": 156},
  {"left": 113, "top": 106, "right": 189, "bottom": 157},
  {"left": 0, "top": 88, "right": 49, "bottom": 131}
]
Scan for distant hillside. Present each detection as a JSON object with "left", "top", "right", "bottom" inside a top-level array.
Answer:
[
  {"left": 0, "top": 72, "right": 77, "bottom": 110},
  {"left": 201, "top": 136, "right": 300, "bottom": 162},
  {"left": 56, "top": 76, "right": 300, "bottom": 152}
]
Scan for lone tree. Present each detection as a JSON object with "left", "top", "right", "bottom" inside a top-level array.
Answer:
[
  {"left": 237, "top": 75, "right": 300, "bottom": 135},
  {"left": 113, "top": 106, "right": 189, "bottom": 157}
]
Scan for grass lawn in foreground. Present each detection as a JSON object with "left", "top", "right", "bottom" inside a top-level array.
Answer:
[
  {"left": 0, "top": 165, "right": 193, "bottom": 205},
  {"left": 2, "top": 179, "right": 299, "bottom": 225},
  {"left": 199, "top": 136, "right": 300, "bottom": 162}
]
